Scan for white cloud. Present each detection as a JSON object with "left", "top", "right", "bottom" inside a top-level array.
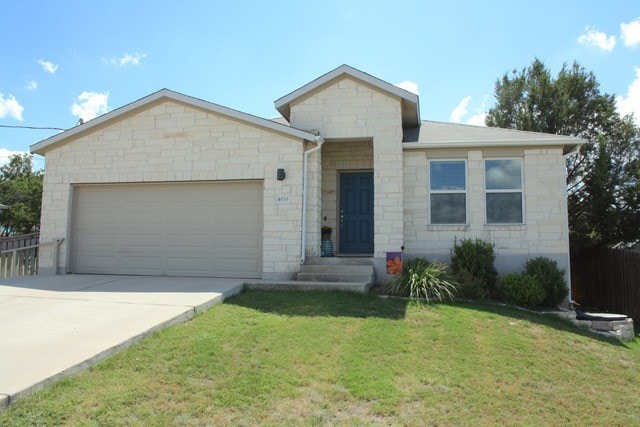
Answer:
[
  {"left": 104, "top": 52, "right": 147, "bottom": 67},
  {"left": 25, "top": 80, "right": 38, "bottom": 90},
  {"left": 0, "top": 148, "right": 27, "bottom": 166},
  {"left": 71, "top": 91, "right": 109, "bottom": 122},
  {"left": 0, "top": 93, "right": 24, "bottom": 121},
  {"left": 577, "top": 26, "right": 616, "bottom": 51},
  {"left": 466, "top": 94, "right": 489, "bottom": 126},
  {"left": 0, "top": 149, "right": 43, "bottom": 170},
  {"left": 394, "top": 80, "right": 419, "bottom": 95},
  {"left": 38, "top": 59, "right": 58, "bottom": 74},
  {"left": 450, "top": 96, "right": 471, "bottom": 123},
  {"left": 616, "top": 67, "right": 640, "bottom": 125},
  {"left": 621, "top": 18, "right": 640, "bottom": 48},
  {"left": 466, "top": 113, "right": 487, "bottom": 126}
]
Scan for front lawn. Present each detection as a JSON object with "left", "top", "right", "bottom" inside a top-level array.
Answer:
[{"left": 2, "top": 290, "right": 639, "bottom": 425}]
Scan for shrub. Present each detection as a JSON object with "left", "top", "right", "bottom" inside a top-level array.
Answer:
[
  {"left": 499, "top": 273, "right": 545, "bottom": 309},
  {"left": 381, "top": 257, "right": 458, "bottom": 302},
  {"left": 524, "top": 257, "right": 568, "bottom": 307},
  {"left": 455, "top": 271, "right": 489, "bottom": 301},
  {"left": 451, "top": 238, "right": 498, "bottom": 298}
]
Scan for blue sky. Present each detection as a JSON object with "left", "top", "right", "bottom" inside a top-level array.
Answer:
[{"left": 1, "top": 1, "right": 639, "bottom": 170}]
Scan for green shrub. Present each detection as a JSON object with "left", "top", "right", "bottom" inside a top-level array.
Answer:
[
  {"left": 451, "top": 238, "right": 498, "bottom": 298},
  {"left": 381, "top": 257, "right": 458, "bottom": 302},
  {"left": 455, "top": 272, "right": 489, "bottom": 301},
  {"left": 499, "top": 273, "right": 545, "bottom": 309},
  {"left": 524, "top": 257, "right": 568, "bottom": 307}
]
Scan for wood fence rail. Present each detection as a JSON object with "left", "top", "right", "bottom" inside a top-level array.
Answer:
[
  {"left": 571, "top": 247, "right": 640, "bottom": 323},
  {"left": 0, "top": 233, "right": 40, "bottom": 278},
  {"left": 0, "top": 232, "right": 39, "bottom": 251}
]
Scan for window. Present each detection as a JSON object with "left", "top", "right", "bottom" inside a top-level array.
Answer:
[
  {"left": 485, "top": 159, "right": 523, "bottom": 224},
  {"left": 429, "top": 160, "right": 466, "bottom": 224}
]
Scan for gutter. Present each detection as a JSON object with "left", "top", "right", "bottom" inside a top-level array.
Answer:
[
  {"left": 402, "top": 139, "right": 586, "bottom": 155},
  {"left": 301, "top": 135, "right": 325, "bottom": 264}
]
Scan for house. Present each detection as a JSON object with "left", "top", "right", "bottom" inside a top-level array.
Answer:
[{"left": 31, "top": 65, "right": 584, "bottom": 285}]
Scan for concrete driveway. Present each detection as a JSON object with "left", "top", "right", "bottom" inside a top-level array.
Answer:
[{"left": 0, "top": 274, "right": 246, "bottom": 409}]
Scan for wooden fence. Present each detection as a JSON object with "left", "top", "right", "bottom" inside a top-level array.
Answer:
[
  {"left": 0, "top": 233, "right": 40, "bottom": 277},
  {"left": 571, "top": 247, "right": 640, "bottom": 322}
]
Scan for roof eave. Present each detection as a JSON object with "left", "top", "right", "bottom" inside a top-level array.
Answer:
[{"left": 402, "top": 139, "right": 586, "bottom": 155}]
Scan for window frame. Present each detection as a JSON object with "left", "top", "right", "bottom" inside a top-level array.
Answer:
[
  {"left": 484, "top": 158, "right": 525, "bottom": 225},
  {"left": 428, "top": 159, "right": 468, "bottom": 225}
]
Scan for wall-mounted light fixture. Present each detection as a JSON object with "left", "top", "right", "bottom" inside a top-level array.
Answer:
[{"left": 277, "top": 168, "right": 286, "bottom": 181}]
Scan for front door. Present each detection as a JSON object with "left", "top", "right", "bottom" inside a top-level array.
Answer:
[{"left": 339, "top": 172, "right": 374, "bottom": 254}]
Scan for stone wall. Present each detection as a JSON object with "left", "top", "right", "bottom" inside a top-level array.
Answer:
[
  {"left": 39, "top": 100, "right": 305, "bottom": 279},
  {"left": 290, "top": 76, "right": 404, "bottom": 277},
  {"left": 403, "top": 147, "right": 571, "bottom": 279}
]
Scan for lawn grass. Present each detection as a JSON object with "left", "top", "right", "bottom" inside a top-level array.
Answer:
[{"left": 2, "top": 290, "right": 639, "bottom": 425}]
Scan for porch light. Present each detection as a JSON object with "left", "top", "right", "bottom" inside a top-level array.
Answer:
[{"left": 277, "top": 168, "right": 286, "bottom": 181}]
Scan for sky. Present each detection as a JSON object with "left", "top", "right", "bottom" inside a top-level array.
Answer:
[{"left": 1, "top": 1, "right": 639, "bottom": 171}]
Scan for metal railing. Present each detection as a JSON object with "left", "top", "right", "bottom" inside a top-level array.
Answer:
[{"left": 0, "top": 238, "right": 64, "bottom": 278}]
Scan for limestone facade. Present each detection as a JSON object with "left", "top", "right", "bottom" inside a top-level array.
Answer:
[
  {"left": 33, "top": 65, "right": 580, "bottom": 283},
  {"left": 38, "top": 101, "right": 306, "bottom": 279}
]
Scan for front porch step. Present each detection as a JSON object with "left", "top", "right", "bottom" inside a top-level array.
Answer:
[
  {"left": 244, "top": 261, "right": 375, "bottom": 294},
  {"left": 244, "top": 280, "right": 369, "bottom": 293},
  {"left": 305, "top": 256, "right": 373, "bottom": 266},
  {"left": 295, "top": 273, "right": 372, "bottom": 283},
  {"left": 297, "top": 264, "right": 374, "bottom": 285},
  {"left": 299, "top": 264, "right": 373, "bottom": 274}
]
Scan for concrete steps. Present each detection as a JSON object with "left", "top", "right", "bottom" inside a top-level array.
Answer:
[
  {"left": 244, "top": 260, "right": 375, "bottom": 293},
  {"left": 296, "top": 264, "right": 374, "bottom": 284}
]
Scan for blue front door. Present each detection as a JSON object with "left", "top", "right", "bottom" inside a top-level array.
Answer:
[{"left": 339, "top": 172, "right": 374, "bottom": 254}]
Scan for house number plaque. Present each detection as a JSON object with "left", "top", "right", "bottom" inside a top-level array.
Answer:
[{"left": 275, "top": 195, "right": 291, "bottom": 204}]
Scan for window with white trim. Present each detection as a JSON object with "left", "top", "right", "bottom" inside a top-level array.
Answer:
[
  {"left": 429, "top": 160, "right": 466, "bottom": 224},
  {"left": 485, "top": 158, "right": 523, "bottom": 224}
]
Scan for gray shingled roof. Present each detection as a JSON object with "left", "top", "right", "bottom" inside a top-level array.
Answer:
[{"left": 403, "top": 120, "right": 585, "bottom": 154}]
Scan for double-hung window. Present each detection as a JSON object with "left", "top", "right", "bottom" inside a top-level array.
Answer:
[
  {"left": 485, "top": 159, "right": 523, "bottom": 224},
  {"left": 429, "top": 160, "right": 466, "bottom": 224}
]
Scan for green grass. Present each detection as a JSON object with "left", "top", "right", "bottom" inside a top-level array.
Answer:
[{"left": 2, "top": 290, "right": 639, "bottom": 425}]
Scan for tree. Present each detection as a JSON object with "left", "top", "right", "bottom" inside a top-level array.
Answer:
[
  {"left": 486, "top": 59, "right": 640, "bottom": 248},
  {"left": 0, "top": 153, "right": 43, "bottom": 236}
]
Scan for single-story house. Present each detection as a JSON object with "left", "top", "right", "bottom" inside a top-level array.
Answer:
[{"left": 31, "top": 64, "right": 584, "bottom": 284}]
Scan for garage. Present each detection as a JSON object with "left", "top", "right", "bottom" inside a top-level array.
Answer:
[{"left": 71, "top": 181, "right": 263, "bottom": 278}]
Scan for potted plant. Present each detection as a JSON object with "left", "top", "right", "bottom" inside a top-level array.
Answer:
[{"left": 321, "top": 226, "right": 332, "bottom": 241}]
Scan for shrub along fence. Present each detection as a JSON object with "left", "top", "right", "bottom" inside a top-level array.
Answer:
[
  {"left": 571, "top": 247, "right": 640, "bottom": 322},
  {"left": 0, "top": 232, "right": 40, "bottom": 277}
]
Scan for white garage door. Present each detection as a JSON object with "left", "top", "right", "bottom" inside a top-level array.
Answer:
[{"left": 72, "top": 181, "right": 263, "bottom": 278}]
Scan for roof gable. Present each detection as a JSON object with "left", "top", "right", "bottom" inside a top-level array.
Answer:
[
  {"left": 31, "top": 89, "right": 318, "bottom": 155},
  {"left": 274, "top": 64, "right": 420, "bottom": 127}
]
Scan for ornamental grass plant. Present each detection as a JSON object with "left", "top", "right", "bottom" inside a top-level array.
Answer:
[{"left": 381, "top": 257, "right": 458, "bottom": 302}]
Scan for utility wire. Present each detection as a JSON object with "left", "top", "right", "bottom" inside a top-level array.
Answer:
[{"left": 0, "top": 124, "right": 66, "bottom": 131}]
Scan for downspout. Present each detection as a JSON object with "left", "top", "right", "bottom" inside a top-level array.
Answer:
[{"left": 301, "top": 135, "right": 325, "bottom": 264}]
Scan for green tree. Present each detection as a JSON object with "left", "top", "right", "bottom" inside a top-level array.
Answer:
[
  {"left": 486, "top": 59, "right": 640, "bottom": 248},
  {"left": 0, "top": 153, "right": 43, "bottom": 236}
]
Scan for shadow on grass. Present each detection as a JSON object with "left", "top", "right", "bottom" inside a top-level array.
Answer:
[
  {"left": 228, "top": 289, "right": 633, "bottom": 347},
  {"left": 449, "top": 299, "right": 632, "bottom": 348},
  {"left": 226, "top": 289, "right": 409, "bottom": 320}
]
